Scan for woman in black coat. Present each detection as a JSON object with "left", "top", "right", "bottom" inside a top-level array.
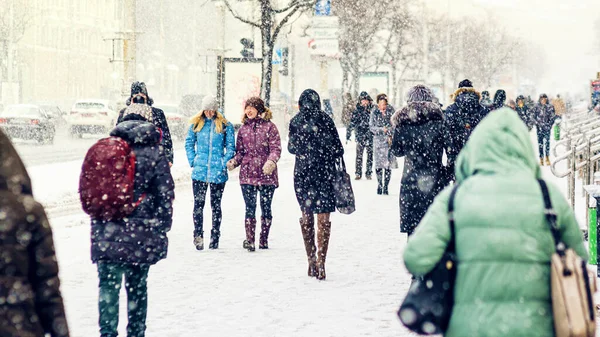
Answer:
[
  {"left": 391, "top": 85, "right": 450, "bottom": 238},
  {"left": 288, "top": 89, "right": 344, "bottom": 280}
]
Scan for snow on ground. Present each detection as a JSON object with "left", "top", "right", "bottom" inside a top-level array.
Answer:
[
  {"left": 47, "top": 134, "right": 415, "bottom": 337},
  {"left": 38, "top": 127, "right": 592, "bottom": 336}
]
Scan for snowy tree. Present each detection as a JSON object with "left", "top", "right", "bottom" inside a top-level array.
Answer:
[
  {"left": 0, "top": 0, "right": 33, "bottom": 82},
  {"left": 223, "top": 0, "right": 315, "bottom": 106}
]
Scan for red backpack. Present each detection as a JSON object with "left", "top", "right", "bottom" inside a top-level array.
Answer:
[{"left": 79, "top": 137, "right": 143, "bottom": 220}]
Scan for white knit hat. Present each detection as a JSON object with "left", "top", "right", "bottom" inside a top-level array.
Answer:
[{"left": 202, "top": 95, "right": 219, "bottom": 111}]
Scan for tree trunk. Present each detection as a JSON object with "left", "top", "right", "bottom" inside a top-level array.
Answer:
[
  {"left": 259, "top": 0, "right": 273, "bottom": 106},
  {"left": 390, "top": 63, "right": 397, "bottom": 106}
]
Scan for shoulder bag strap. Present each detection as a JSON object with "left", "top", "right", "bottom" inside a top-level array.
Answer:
[
  {"left": 447, "top": 184, "right": 460, "bottom": 253},
  {"left": 537, "top": 179, "right": 565, "bottom": 254}
]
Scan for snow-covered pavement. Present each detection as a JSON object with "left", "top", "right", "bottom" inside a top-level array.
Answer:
[{"left": 48, "top": 137, "right": 416, "bottom": 337}]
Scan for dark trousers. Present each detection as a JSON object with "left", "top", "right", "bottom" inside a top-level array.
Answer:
[
  {"left": 355, "top": 139, "right": 373, "bottom": 177},
  {"left": 193, "top": 181, "right": 226, "bottom": 238},
  {"left": 376, "top": 169, "right": 392, "bottom": 189},
  {"left": 98, "top": 262, "right": 150, "bottom": 337},
  {"left": 241, "top": 184, "right": 276, "bottom": 219},
  {"left": 537, "top": 127, "right": 551, "bottom": 158}
]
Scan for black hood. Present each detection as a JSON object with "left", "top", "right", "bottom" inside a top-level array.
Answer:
[
  {"left": 358, "top": 91, "right": 372, "bottom": 102},
  {"left": 299, "top": 89, "right": 322, "bottom": 113},
  {"left": 456, "top": 90, "right": 482, "bottom": 112},
  {"left": 110, "top": 120, "right": 162, "bottom": 145},
  {"left": 126, "top": 81, "right": 154, "bottom": 106},
  {"left": 0, "top": 129, "right": 32, "bottom": 195}
]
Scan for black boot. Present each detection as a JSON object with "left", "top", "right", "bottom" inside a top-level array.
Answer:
[
  {"left": 376, "top": 169, "right": 383, "bottom": 195},
  {"left": 209, "top": 229, "right": 219, "bottom": 249},
  {"left": 383, "top": 169, "right": 391, "bottom": 195}
]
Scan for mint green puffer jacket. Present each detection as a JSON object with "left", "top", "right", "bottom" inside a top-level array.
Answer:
[{"left": 403, "top": 108, "right": 587, "bottom": 337}]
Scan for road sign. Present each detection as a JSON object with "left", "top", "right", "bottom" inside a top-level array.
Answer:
[
  {"left": 273, "top": 48, "right": 282, "bottom": 65},
  {"left": 312, "top": 27, "right": 338, "bottom": 39},
  {"left": 309, "top": 39, "right": 339, "bottom": 57},
  {"left": 311, "top": 16, "right": 339, "bottom": 28},
  {"left": 315, "top": 0, "right": 331, "bottom": 16}
]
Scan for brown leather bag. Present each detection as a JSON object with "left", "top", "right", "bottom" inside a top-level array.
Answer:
[{"left": 539, "top": 179, "right": 597, "bottom": 337}]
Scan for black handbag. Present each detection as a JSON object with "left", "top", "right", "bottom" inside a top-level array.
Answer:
[
  {"left": 333, "top": 157, "right": 356, "bottom": 215},
  {"left": 398, "top": 184, "right": 460, "bottom": 335}
]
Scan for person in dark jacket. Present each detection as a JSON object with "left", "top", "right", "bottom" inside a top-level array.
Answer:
[
  {"left": 531, "top": 93, "right": 557, "bottom": 166},
  {"left": 391, "top": 85, "right": 450, "bottom": 238},
  {"left": 117, "top": 81, "right": 174, "bottom": 164},
  {"left": 444, "top": 79, "right": 488, "bottom": 181},
  {"left": 91, "top": 105, "right": 175, "bottom": 337},
  {"left": 492, "top": 89, "right": 507, "bottom": 111},
  {"left": 185, "top": 95, "right": 236, "bottom": 250},
  {"left": 480, "top": 90, "right": 493, "bottom": 109},
  {"left": 288, "top": 89, "right": 344, "bottom": 281},
  {"left": 346, "top": 91, "right": 374, "bottom": 180},
  {"left": 0, "top": 130, "right": 70, "bottom": 337},
  {"left": 228, "top": 97, "right": 282, "bottom": 251},
  {"left": 515, "top": 95, "right": 533, "bottom": 130},
  {"left": 370, "top": 93, "right": 396, "bottom": 195},
  {"left": 341, "top": 92, "right": 354, "bottom": 127}
]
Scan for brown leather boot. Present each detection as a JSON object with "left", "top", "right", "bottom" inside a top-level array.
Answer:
[
  {"left": 259, "top": 217, "right": 272, "bottom": 249},
  {"left": 243, "top": 218, "right": 256, "bottom": 252},
  {"left": 299, "top": 215, "right": 317, "bottom": 277},
  {"left": 539, "top": 158, "right": 544, "bottom": 166},
  {"left": 545, "top": 156, "right": 551, "bottom": 166},
  {"left": 316, "top": 215, "right": 332, "bottom": 281}
]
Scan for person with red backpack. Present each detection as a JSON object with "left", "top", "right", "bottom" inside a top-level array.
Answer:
[{"left": 80, "top": 104, "right": 175, "bottom": 337}]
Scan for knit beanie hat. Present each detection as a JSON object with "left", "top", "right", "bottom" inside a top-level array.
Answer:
[
  {"left": 123, "top": 103, "right": 153, "bottom": 122},
  {"left": 201, "top": 95, "right": 219, "bottom": 111},
  {"left": 406, "top": 85, "right": 434, "bottom": 103},
  {"left": 458, "top": 79, "right": 473, "bottom": 88},
  {"left": 359, "top": 91, "right": 372, "bottom": 101},
  {"left": 244, "top": 96, "right": 266, "bottom": 114},
  {"left": 376, "top": 93, "right": 388, "bottom": 103}
]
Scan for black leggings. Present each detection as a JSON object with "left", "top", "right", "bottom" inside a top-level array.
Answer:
[
  {"left": 537, "top": 127, "right": 551, "bottom": 158},
  {"left": 193, "top": 181, "right": 226, "bottom": 237},
  {"left": 241, "top": 184, "right": 276, "bottom": 219}
]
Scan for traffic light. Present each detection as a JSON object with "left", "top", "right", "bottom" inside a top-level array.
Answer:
[
  {"left": 279, "top": 47, "right": 289, "bottom": 76},
  {"left": 240, "top": 38, "right": 254, "bottom": 59}
]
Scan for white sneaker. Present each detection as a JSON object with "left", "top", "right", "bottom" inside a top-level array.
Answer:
[{"left": 194, "top": 236, "right": 204, "bottom": 251}]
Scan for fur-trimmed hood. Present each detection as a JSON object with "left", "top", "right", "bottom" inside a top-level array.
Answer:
[
  {"left": 392, "top": 102, "right": 444, "bottom": 127},
  {"left": 452, "top": 87, "right": 481, "bottom": 102}
]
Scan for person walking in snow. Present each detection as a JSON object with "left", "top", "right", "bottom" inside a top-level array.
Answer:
[
  {"left": 89, "top": 105, "right": 175, "bottom": 337},
  {"left": 491, "top": 89, "right": 507, "bottom": 111},
  {"left": 480, "top": 90, "right": 493, "bottom": 109},
  {"left": 0, "top": 129, "right": 70, "bottom": 337},
  {"left": 370, "top": 93, "right": 396, "bottom": 195},
  {"left": 391, "top": 85, "right": 451, "bottom": 238},
  {"left": 117, "top": 81, "right": 174, "bottom": 165},
  {"left": 227, "top": 97, "right": 282, "bottom": 252},
  {"left": 288, "top": 89, "right": 344, "bottom": 281},
  {"left": 341, "top": 92, "right": 354, "bottom": 127},
  {"left": 531, "top": 93, "right": 556, "bottom": 166},
  {"left": 403, "top": 108, "right": 586, "bottom": 337},
  {"left": 515, "top": 95, "right": 533, "bottom": 130},
  {"left": 444, "top": 79, "right": 488, "bottom": 181},
  {"left": 346, "top": 91, "right": 374, "bottom": 180},
  {"left": 552, "top": 94, "right": 567, "bottom": 117},
  {"left": 186, "top": 95, "right": 236, "bottom": 250}
]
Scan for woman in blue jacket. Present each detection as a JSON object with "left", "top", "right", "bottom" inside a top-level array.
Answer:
[{"left": 185, "top": 95, "right": 235, "bottom": 250}]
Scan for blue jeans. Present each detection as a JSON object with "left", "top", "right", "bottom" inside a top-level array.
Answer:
[{"left": 537, "top": 127, "right": 551, "bottom": 158}]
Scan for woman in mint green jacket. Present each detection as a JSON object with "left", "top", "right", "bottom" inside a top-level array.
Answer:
[{"left": 403, "top": 108, "right": 587, "bottom": 337}]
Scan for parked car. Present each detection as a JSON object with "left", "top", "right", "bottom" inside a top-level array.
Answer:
[
  {"left": 179, "top": 94, "right": 204, "bottom": 117},
  {"left": 0, "top": 104, "right": 56, "bottom": 144},
  {"left": 68, "top": 99, "right": 117, "bottom": 137},
  {"left": 39, "top": 104, "right": 67, "bottom": 127},
  {"left": 156, "top": 104, "right": 186, "bottom": 140}
]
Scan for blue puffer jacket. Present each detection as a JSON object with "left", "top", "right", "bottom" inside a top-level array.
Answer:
[
  {"left": 91, "top": 118, "right": 175, "bottom": 265},
  {"left": 185, "top": 118, "right": 236, "bottom": 184}
]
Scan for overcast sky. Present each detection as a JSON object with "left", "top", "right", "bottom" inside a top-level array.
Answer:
[{"left": 427, "top": 0, "right": 600, "bottom": 96}]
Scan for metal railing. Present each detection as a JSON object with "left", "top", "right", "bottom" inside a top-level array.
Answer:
[{"left": 551, "top": 110, "right": 600, "bottom": 227}]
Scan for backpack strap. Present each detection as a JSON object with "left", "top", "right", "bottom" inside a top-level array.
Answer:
[
  {"left": 537, "top": 179, "right": 566, "bottom": 254},
  {"left": 447, "top": 184, "right": 460, "bottom": 253}
]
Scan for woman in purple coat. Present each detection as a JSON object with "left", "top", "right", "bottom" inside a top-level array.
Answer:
[{"left": 227, "top": 97, "right": 282, "bottom": 251}]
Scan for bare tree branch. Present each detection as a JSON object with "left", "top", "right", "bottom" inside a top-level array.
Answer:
[{"left": 223, "top": 0, "right": 260, "bottom": 28}]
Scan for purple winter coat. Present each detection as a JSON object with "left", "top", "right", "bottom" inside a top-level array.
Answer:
[{"left": 233, "top": 117, "right": 282, "bottom": 187}]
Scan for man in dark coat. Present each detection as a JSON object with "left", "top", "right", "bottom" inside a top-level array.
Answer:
[
  {"left": 91, "top": 106, "right": 175, "bottom": 337},
  {"left": 491, "top": 89, "right": 507, "bottom": 111},
  {"left": 346, "top": 91, "right": 374, "bottom": 180},
  {"left": 391, "top": 85, "right": 450, "bottom": 237},
  {"left": 531, "top": 93, "right": 556, "bottom": 166},
  {"left": 117, "top": 81, "right": 174, "bottom": 164},
  {"left": 288, "top": 89, "right": 344, "bottom": 281},
  {"left": 444, "top": 79, "right": 488, "bottom": 181},
  {"left": 515, "top": 95, "right": 533, "bottom": 130},
  {"left": 0, "top": 129, "right": 70, "bottom": 337}
]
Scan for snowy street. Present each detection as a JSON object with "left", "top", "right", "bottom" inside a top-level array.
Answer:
[{"left": 47, "top": 135, "right": 414, "bottom": 337}]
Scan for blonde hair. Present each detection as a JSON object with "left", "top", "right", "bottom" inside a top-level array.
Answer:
[
  {"left": 190, "top": 111, "right": 229, "bottom": 133},
  {"left": 241, "top": 107, "right": 273, "bottom": 124}
]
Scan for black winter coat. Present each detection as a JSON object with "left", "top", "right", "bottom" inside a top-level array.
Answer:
[
  {"left": 392, "top": 102, "right": 449, "bottom": 233},
  {"left": 444, "top": 88, "right": 488, "bottom": 175},
  {"left": 118, "top": 106, "right": 174, "bottom": 164},
  {"left": 289, "top": 89, "right": 344, "bottom": 214},
  {"left": 91, "top": 118, "right": 175, "bottom": 265},
  {"left": 515, "top": 105, "right": 533, "bottom": 130},
  {"left": 346, "top": 104, "right": 374, "bottom": 144},
  {"left": 531, "top": 103, "right": 557, "bottom": 131},
  {"left": 0, "top": 130, "right": 69, "bottom": 337}
]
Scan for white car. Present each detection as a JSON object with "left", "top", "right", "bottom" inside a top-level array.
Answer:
[
  {"left": 156, "top": 104, "right": 187, "bottom": 140},
  {"left": 68, "top": 99, "right": 117, "bottom": 137}
]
